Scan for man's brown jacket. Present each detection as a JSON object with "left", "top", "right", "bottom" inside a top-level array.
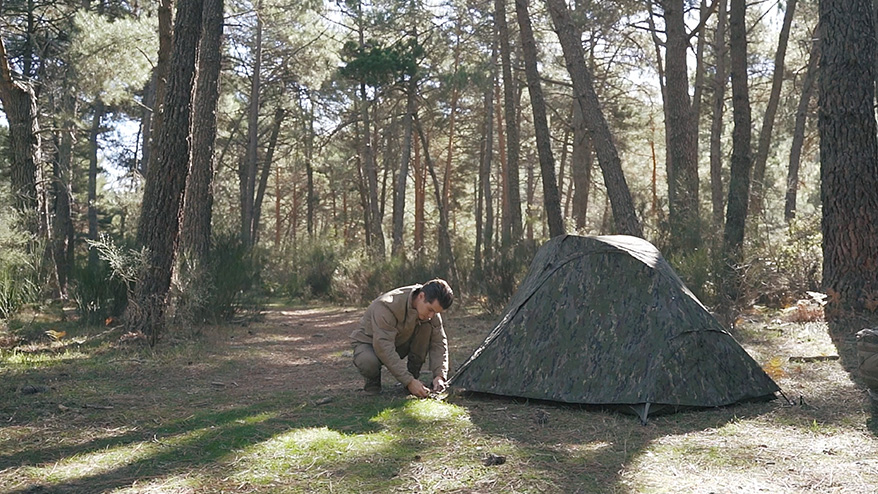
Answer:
[{"left": 350, "top": 285, "right": 448, "bottom": 386}]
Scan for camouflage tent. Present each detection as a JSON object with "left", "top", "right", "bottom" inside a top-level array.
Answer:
[{"left": 449, "top": 235, "right": 779, "bottom": 423}]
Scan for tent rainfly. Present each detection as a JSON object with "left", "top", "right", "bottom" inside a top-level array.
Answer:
[{"left": 449, "top": 235, "right": 780, "bottom": 423}]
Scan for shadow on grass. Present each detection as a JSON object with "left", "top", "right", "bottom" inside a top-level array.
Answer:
[
  {"left": 0, "top": 392, "right": 423, "bottom": 493},
  {"left": 451, "top": 391, "right": 776, "bottom": 492}
]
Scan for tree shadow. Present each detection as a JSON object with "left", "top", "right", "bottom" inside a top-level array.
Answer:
[
  {"left": 0, "top": 392, "right": 428, "bottom": 493},
  {"left": 826, "top": 316, "right": 878, "bottom": 435},
  {"left": 450, "top": 392, "right": 778, "bottom": 492}
]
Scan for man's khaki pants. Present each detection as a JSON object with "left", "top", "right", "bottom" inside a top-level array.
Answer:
[{"left": 352, "top": 325, "right": 432, "bottom": 382}]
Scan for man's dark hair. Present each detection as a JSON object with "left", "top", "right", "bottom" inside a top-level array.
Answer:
[{"left": 418, "top": 278, "right": 454, "bottom": 309}]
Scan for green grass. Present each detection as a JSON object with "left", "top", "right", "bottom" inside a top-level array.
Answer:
[{"left": 1, "top": 306, "right": 877, "bottom": 493}]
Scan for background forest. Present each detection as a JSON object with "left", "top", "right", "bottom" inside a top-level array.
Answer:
[{"left": 0, "top": 0, "right": 874, "bottom": 341}]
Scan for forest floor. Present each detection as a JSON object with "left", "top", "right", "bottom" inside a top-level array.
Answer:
[{"left": 1, "top": 302, "right": 877, "bottom": 493}]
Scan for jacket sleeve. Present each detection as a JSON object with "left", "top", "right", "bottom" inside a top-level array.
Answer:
[
  {"left": 370, "top": 304, "right": 415, "bottom": 386},
  {"left": 429, "top": 314, "right": 449, "bottom": 380}
]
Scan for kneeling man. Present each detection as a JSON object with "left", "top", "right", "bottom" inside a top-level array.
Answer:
[{"left": 350, "top": 279, "right": 454, "bottom": 398}]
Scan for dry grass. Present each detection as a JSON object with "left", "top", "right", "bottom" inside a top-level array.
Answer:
[{"left": 0, "top": 305, "right": 876, "bottom": 493}]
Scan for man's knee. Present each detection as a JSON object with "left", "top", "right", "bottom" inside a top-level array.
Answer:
[{"left": 353, "top": 343, "right": 381, "bottom": 378}]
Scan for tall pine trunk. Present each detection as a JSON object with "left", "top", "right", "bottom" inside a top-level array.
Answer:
[
  {"left": 240, "top": 0, "right": 263, "bottom": 247},
  {"left": 514, "top": 0, "right": 564, "bottom": 237},
  {"left": 819, "top": 0, "right": 878, "bottom": 322},
  {"left": 751, "top": 0, "right": 798, "bottom": 217},
  {"left": 722, "top": 0, "right": 753, "bottom": 303},
  {"left": 0, "top": 37, "right": 41, "bottom": 235},
  {"left": 392, "top": 76, "right": 417, "bottom": 257},
  {"left": 130, "top": 0, "right": 204, "bottom": 344},
  {"left": 87, "top": 101, "right": 105, "bottom": 272},
  {"left": 495, "top": 0, "right": 523, "bottom": 245},
  {"left": 181, "top": 0, "right": 224, "bottom": 262},
  {"left": 785, "top": 29, "right": 819, "bottom": 222},
  {"left": 663, "top": 0, "right": 701, "bottom": 254},
  {"left": 545, "top": 0, "right": 642, "bottom": 237},
  {"left": 710, "top": 0, "right": 728, "bottom": 230}
]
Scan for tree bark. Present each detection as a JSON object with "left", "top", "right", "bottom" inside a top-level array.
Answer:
[
  {"left": 480, "top": 59, "right": 496, "bottom": 267},
  {"left": 785, "top": 29, "right": 819, "bottom": 222},
  {"left": 392, "top": 76, "right": 417, "bottom": 257},
  {"left": 50, "top": 95, "right": 76, "bottom": 299},
  {"left": 252, "top": 107, "right": 285, "bottom": 244},
  {"left": 240, "top": 0, "right": 263, "bottom": 247},
  {"left": 130, "top": 0, "right": 204, "bottom": 343},
  {"left": 570, "top": 98, "right": 591, "bottom": 230},
  {"left": 415, "top": 115, "right": 460, "bottom": 290},
  {"left": 87, "top": 100, "right": 105, "bottom": 272},
  {"left": 710, "top": 0, "right": 728, "bottom": 230},
  {"left": 0, "top": 36, "right": 41, "bottom": 235},
  {"left": 514, "top": 0, "right": 564, "bottom": 238},
  {"left": 180, "top": 0, "right": 223, "bottom": 262},
  {"left": 662, "top": 0, "right": 701, "bottom": 253},
  {"left": 722, "top": 0, "right": 753, "bottom": 302},
  {"left": 495, "top": 0, "right": 523, "bottom": 245},
  {"left": 818, "top": 0, "right": 878, "bottom": 321},
  {"left": 146, "top": 0, "right": 174, "bottom": 178},
  {"left": 545, "top": 0, "right": 642, "bottom": 237},
  {"left": 751, "top": 0, "right": 798, "bottom": 217}
]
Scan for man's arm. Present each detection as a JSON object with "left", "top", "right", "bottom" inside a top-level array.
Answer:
[{"left": 428, "top": 315, "right": 449, "bottom": 390}]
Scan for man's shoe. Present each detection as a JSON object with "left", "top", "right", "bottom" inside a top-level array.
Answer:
[{"left": 364, "top": 377, "right": 381, "bottom": 395}]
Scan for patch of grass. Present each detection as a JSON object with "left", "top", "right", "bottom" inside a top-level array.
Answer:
[{"left": 1, "top": 307, "right": 877, "bottom": 493}]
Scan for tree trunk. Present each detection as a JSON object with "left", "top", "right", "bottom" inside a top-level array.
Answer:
[
  {"left": 751, "top": 0, "right": 798, "bottom": 217},
  {"left": 570, "top": 98, "right": 591, "bottom": 230},
  {"left": 495, "top": 0, "right": 523, "bottom": 245},
  {"left": 51, "top": 95, "right": 76, "bottom": 299},
  {"left": 252, "top": 107, "right": 285, "bottom": 244},
  {"left": 480, "top": 63, "right": 495, "bottom": 267},
  {"left": 87, "top": 100, "right": 105, "bottom": 272},
  {"left": 413, "top": 129, "right": 425, "bottom": 255},
  {"left": 146, "top": 0, "right": 174, "bottom": 177},
  {"left": 662, "top": 0, "right": 701, "bottom": 254},
  {"left": 0, "top": 37, "right": 41, "bottom": 235},
  {"left": 819, "top": 0, "right": 878, "bottom": 321},
  {"left": 710, "top": 0, "right": 728, "bottom": 230},
  {"left": 514, "top": 0, "right": 564, "bottom": 238},
  {"left": 130, "top": 0, "right": 204, "bottom": 344},
  {"left": 545, "top": 0, "right": 643, "bottom": 237},
  {"left": 240, "top": 0, "right": 263, "bottom": 247},
  {"left": 180, "top": 0, "right": 223, "bottom": 262},
  {"left": 392, "top": 76, "right": 417, "bottom": 257},
  {"left": 415, "top": 115, "right": 460, "bottom": 290},
  {"left": 304, "top": 93, "right": 316, "bottom": 238},
  {"left": 722, "top": 0, "right": 753, "bottom": 302},
  {"left": 140, "top": 75, "right": 154, "bottom": 177},
  {"left": 785, "top": 29, "right": 819, "bottom": 222}
]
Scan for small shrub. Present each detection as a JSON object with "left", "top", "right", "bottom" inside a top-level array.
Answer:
[
  {"left": 0, "top": 212, "right": 40, "bottom": 320},
  {"left": 203, "top": 232, "right": 264, "bottom": 320},
  {"left": 475, "top": 243, "right": 536, "bottom": 314},
  {"left": 70, "top": 261, "right": 129, "bottom": 325},
  {"left": 334, "top": 249, "right": 442, "bottom": 305},
  {"left": 74, "top": 235, "right": 142, "bottom": 325},
  {"left": 739, "top": 218, "right": 822, "bottom": 308}
]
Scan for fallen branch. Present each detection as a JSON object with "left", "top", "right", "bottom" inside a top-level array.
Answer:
[
  {"left": 83, "top": 404, "right": 114, "bottom": 410},
  {"left": 789, "top": 355, "right": 839, "bottom": 363}
]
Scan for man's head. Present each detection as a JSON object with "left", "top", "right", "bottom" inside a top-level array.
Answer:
[{"left": 412, "top": 279, "right": 454, "bottom": 321}]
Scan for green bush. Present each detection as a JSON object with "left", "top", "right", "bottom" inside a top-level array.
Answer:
[
  {"left": 0, "top": 210, "right": 40, "bottom": 320},
  {"left": 739, "top": 217, "right": 822, "bottom": 307},
  {"left": 474, "top": 242, "right": 536, "bottom": 314},
  {"left": 334, "top": 249, "right": 443, "bottom": 305},
  {"left": 70, "top": 261, "right": 129, "bottom": 325},
  {"left": 202, "top": 232, "right": 264, "bottom": 320}
]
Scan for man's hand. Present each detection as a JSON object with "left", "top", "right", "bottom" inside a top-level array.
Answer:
[
  {"left": 407, "top": 379, "right": 430, "bottom": 398},
  {"left": 432, "top": 376, "right": 446, "bottom": 393}
]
